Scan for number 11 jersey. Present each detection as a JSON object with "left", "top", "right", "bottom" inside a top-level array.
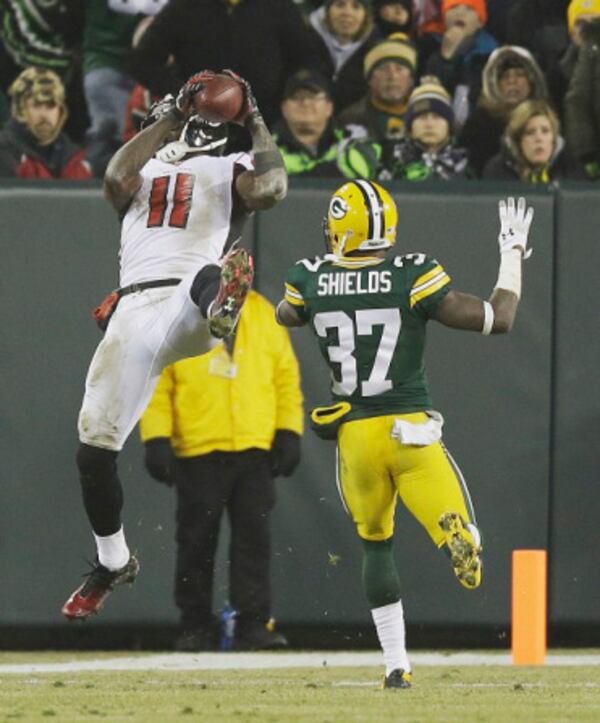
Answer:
[
  {"left": 119, "top": 152, "right": 252, "bottom": 287},
  {"left": 284, "top": 253, "right": 451, "bottom": 420}
]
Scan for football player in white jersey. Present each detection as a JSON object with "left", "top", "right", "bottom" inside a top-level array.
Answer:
[{"left": 62, "top": 70, "right": 288, "bottom": 620}]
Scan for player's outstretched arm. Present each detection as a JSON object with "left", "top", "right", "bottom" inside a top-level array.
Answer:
[
  {"left": 104, "top": 94, "right": 187, "bottom": 214},
  {"left": 224, "top": 71, "right": 288, "bottom": 211},
  {"left": 275, "top": 300, "right": 306, "bottom": 328},
  {"left": 434, "top": 197, "right": 534, "bottom": 334}
]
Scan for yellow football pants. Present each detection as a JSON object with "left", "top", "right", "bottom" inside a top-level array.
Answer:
[{"left": 337, "top": 413, "right": 476, "bottom": 546}]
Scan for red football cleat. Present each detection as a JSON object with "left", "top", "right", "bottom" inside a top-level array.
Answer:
[
  {"left": 208, "top": 248, "right": 254, "bottom": 339},
  {"left": 62, "top": 555, "right": 140, "bottom": 620}
]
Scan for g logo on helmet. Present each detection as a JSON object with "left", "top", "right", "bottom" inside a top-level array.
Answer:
[{"left": 329, "top": 196, "right": 348, "bottom": 219}]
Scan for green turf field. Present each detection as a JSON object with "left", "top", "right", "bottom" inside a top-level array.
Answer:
[{"left": 0, "top": 653, "right": 598, "bottom": 722}]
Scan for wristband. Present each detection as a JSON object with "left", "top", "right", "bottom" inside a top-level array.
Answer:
[
  {"left": 494, "top": 249, "right": 522, "bottom": 299},
  {"left": 481, "top": 301, "right": 494, "bottom": 336}
]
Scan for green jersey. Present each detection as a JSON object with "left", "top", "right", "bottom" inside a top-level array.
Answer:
[{"left": 284, "top": 253, "right": 451, "bottom": 420}]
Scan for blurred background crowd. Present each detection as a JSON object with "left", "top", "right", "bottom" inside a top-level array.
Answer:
[{"left": 1, "top": 0, "right": 599, "bottom": 185}]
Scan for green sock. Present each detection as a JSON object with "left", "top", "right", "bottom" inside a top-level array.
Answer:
[{"left": 361, "top": 537, "right": 401, "bottom": 609}]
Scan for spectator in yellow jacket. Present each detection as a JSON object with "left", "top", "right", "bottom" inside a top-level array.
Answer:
[{"left": 140, "top": 290, "right": 304, "bottom": 652}]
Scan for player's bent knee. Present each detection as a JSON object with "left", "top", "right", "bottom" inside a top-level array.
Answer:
[{"left": 76, "top": 443, "right": 118, "bottom": 487}]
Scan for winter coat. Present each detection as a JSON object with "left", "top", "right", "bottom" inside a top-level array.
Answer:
[
  {"left": 425, "top": 28, "right": 498, "bottom": 104},
  {"left": 565, "top": 19, "right": 600, "bottom": 166},
  {"left": 308, "top": 6, "right": 379, "bottom": 114},
  {"left": 140, "top": 291, "right": 304, "bottom": 457},
  {"left": 0, "top": 0, "right": 83, "bottom": 78},
  {"left": 273, "top": 118, "right": 380, "bottom": 179},
  {"left": 506, "top": 0, "right": 570, "bottom": 77},
  {"left": 380, "top": 136, "right": 471, "bottom": 181},
  {"left": 82, "top": 0, "right": 141, "bottom": 74},
  {"left": 337, "top": 96, "right": 409, "bottom": 142},
  {"left": 482, "top": 135, "right": 587, "bottom": 183},
  {"left": 460, "top": 46, "right": 549, "bottom": 177},
  {"left": 0, "top": 120, "right": 93, "bottom": 179},
  {"left": 129, "top": 0, "right": 318, "bottom": 126}
]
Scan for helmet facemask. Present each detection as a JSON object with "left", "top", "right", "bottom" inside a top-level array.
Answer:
[{"left": 155, "top": 115, "right": 228, "bottom": 163}]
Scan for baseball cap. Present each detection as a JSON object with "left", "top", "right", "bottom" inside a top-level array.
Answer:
[{"left": 283, "top": 69, "right": 332, "bottom": 100}]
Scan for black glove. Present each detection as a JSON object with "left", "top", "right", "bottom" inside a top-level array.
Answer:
[
  {"left": 140, "top": 93, "right": 184, "bottom": 131},
  {"left": 220, "top": 69, "right": 260, "bottom": 127},
  {"left": 175, "top": 70, "right": 216, "bottom": 118},
  {"left": 144, "top": 437, "right": 175, "bottom": 486},
  {"left": 270, "top": 430, "right": 301, "bottom": 478}
]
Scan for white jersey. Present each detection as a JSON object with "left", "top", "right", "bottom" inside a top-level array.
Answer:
[{"left": 119, "top": 151, "right": 252, "bottom": 287}]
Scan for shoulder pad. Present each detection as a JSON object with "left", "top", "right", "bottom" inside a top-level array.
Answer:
[
  {"left": 393, "top": 253, "right": 438, "bottom": 268},
  {"left": 296, "top": 256, "right": 330, "bottom": 272}
]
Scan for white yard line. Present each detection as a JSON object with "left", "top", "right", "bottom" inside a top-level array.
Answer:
[{"left": 0, "top": 652, "right": 599, "bottom": 674}]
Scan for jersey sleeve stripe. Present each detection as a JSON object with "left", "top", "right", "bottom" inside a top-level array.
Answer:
[
  {"left": 410, "top": 273, "right": 450, "bottom": 307},
  {"left": 412, "top": 264, "right": 444, "bottom": 289},
  {"left": 284, "top": 282, "right": 305, "bottom": 307}
]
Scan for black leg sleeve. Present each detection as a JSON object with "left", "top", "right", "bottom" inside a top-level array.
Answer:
[
  {"left": 76, "top": 442, "right": 123, "bottom": 537},
  {"left": 190, "top": 264, "right": 221, "bottom": 317}
]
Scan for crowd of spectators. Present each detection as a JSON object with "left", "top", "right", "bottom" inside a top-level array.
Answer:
[{"left": 1, "top": 0, "right": 599, "bottom": 184}]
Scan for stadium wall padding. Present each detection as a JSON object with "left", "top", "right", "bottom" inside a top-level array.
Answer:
[{"left": 0, "top": 180, "right": 597, "bottom": 630}]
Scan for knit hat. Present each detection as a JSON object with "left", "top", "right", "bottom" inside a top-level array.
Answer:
[
  {"left": 405, "top": 79, "right": 454, "bottom": 131},
  {"left": 363, "top": 32, "right": 417, "bottom": 78},
  {"left": 8, "top": 67, "right": 68, "bottom": 145},
  {"left": 443, "top": 0, "right": 488, "bottom": 25},
  {"left": 567, "top": 0, "right": 600, "bottom": 32}
]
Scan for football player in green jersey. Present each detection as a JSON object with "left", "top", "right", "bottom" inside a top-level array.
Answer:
[{"left": 276, "top": 180, "right": 534, "bottom": 689}]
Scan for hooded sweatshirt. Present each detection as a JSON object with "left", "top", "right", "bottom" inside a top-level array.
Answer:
[{"left": 459, "top": 45, "right": 548, "bottom": 176}]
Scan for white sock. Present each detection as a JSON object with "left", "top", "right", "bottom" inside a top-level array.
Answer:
[
  {"left": 371, "top": 599, "right": 411, "bottom": 676},
  {"left": 94, "top": 527, "right": 130, "bottom": 571}
]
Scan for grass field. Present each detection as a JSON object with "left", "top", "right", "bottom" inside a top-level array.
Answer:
[{"left": 1, "top": 651, "right": 599, "bottom": 722}]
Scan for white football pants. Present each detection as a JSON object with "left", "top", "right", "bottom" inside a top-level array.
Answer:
[{"left": 78, "top": 272, "right": 214, "bottom": 451}]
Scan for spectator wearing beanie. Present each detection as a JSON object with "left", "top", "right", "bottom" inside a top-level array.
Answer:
[
  {"left": 381, "top": 77, "right": 471, "bottom": 180},
  {"left": 337, "top": 32, "right": 417, "bottom": 161},
  {"left": 564, "top": 1, "right": 600, "bottom": 178},
  {"left": 546, "top": 0, "right": 600, "bottom": 117},
  {"left": 459, "top": 45, "right": 549, "bottom": 177},
  {"left": 0, "top": 67, "right": 93, "bottom": 179},
  {"left": 309, "top": 0, "right": 380, "bottom": 114},
  {"left": 425, "top": 0, "right": 498, "bottom": 126}
]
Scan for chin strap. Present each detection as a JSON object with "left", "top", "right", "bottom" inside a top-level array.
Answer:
[{"left": 155, "top": 141, "right": 190, "bottom": 164}]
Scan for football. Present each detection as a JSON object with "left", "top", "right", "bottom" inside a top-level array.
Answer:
[{"left": 191, "top": 74, "right": 245, "bottom": 123}]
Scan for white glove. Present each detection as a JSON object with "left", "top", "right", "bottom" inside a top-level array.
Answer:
[{"left": 498, "top": 197, "right": 534, "bottom": 258}]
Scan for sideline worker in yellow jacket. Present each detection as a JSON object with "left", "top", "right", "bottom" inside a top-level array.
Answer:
[{"left": 140, "top": 290, "right": 304, "bottom": 652}]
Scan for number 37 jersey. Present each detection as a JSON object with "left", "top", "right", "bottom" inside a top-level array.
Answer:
[
  {"left": 284, "top": 253, "right": 451, "bottom": 419},
  {"left": 119, "top": 152, "right": 252, "bottom": 287}
]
